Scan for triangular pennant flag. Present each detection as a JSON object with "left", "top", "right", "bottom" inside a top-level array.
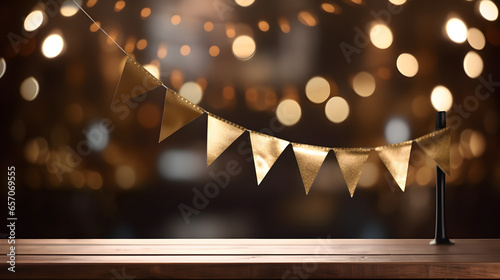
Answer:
[
  {"left": 415, "top": 127, "right": 451, "bottom": 175},
  {"left": 249, "top": 132, "right": 289, "bottom": 185},
  {"left": 333, "top": 148, "right": 371, "bottom": 197},
  {"left": 292, "top": 144, "right": 329, "bottom": 195},
  {"left": 207, "top": 115, "right": 245, "bottom": 166},
  {"left": 376, "top": 142, "right": 412, "bottom": 192},
  {"left": 159, "top": 88, "right": 205, "bottom": 142},
  {"left": 113, "top": 56, "right": 163, "bottom": 104}
]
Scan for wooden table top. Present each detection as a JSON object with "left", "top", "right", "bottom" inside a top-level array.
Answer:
[{"left": 1, "top": 239, "right": 499, "bottom": 279}]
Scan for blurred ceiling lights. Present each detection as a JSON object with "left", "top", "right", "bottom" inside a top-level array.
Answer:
[
  {"left": 42, "top": 33, "right": 65, "bottom": 58},
  {"left": 431, "top": 85, "right": 453, "bottom": 111},
  {"left": 20, "top": 77, "right": 40, "bottom": 101},
  {"left": 446, "top": 18, "right": 467, "bottom": 43},
  {"left": 276, "top": 99, "right": 302, "bottom": 126},
  {"left": 24, "top": 10, "right": 44, "bottom": 32},
  {"left": 305, "top": 76, "right": 330, "bottom": 104}
]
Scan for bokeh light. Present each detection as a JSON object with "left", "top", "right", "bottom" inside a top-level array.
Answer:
[
  {"left": 258, "top": 20, "right": 270, "bottom": 32},
  {"left": 389, "top": 0, "right": 406, "bottom": 5},
  {"left": 235, "top": 0, "right": 255, "bottom": 7},
  {"left": 369, "top": 23, "right": 393, "bottom": 49},
  {"left": 171, "top": 14, "right": 181, "bottom": 25},
  {"left": 140, "top": 7, "right": 151, "bottom": 19},
  {"left": 298, "top": 11, "right": 317, "bottom": 27},
  {"left": 0, "top": 58, "right": 6, "bottom": 79},
  {"left": 24, "top": 137, "right": 48, "bottom": 164},
  {"left": 463, "top": 51, "right": 483, "bottom": 78},
  {"left": 396, "top": 53, "right": 419, "bottom": 77},
  {"left": 115, "top": 165, "right": 136, "bottom": 189},
  {"left": 86, "top": 122, "right": 110, "bottom": 152},
  {"left": 276, "top": 99, "right": 302, "bottom": 126},
  {"left": 446, "top": 18, "right": 467, "bottom": 43},
  {"left": 431, "top": 85, "right": 453, "bottom": 111},
  {"left": 232, "top": 35, "right": 256, "bottom": 60},
  {"left": 20, "top": 77, "right": 40, "bottom": 101},
  {"left": 137, "top": 39, "right": 147, "bottom": 50},
  {"left": 209, "top": 45, "right": 220, "bottom": 57},
  {"left": 352, "top": 72, "right": 376, "bottom": 97},
  {"left": 204, "top": 21, "right": 214, "bottom": 32},
  {"left": 226, "top": 24, "right": 236, "bottom": 38},
  {"left": 479, "top": 0, "right": 498, "bottom": 21},
  {"left": 325, "top": 96, "right": 349, "bottom": 123},
  {"left": 305, "top": 76, "right": 330, "bottom": 104},
  {"left": 90, "top": 21, "right": 100, "bottom": 32},
  {"left": 180, "top": 45, "right": 191, "bottom": 56},
  {"left": 114, "top": 0, "right": 125, "bottom": 12},
  {"left": 24, "top": 10, "right": 44, "bottom": 32},
  {"left": 170, "top": 69, "right": 184, "bottom": 89},
  {"left": 384, "top": 117, "right": 410, "bottom": 144},
  {"left": 60, "top": 0, "right": 81, "bottom": 17},
  {"left": 179, "top": 82, "right": 203, "bottom": 104},
  {"left": 42, "top": 34, "right": 64, "bottom": 58},
  {"left": 157, "top": 43, "right": 167, "bottom": 58},
  {"left": 470, "top": 131, "right": 486, "bottom": 157},
  {"left": 321, "top": 3, "right": 336, "bottom": 13},
  {"left": 158, "top": 150, "right": 204, "bottom": 181},
  {"left": 467, "top": 27, "right": 486, "bottom": 50},
  {"left": 86, "top": 0, "right": 97, "bottom": 8},
  {"left": 279, "top": 17, "right": 290, "bottom": 33}
]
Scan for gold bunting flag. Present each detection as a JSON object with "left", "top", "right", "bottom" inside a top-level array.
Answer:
[
  {"left": 333, "top": 148, "right": 371, "bottom": 197},
  {"left": 207, "top": 114, "right": 245, "bottom": 166},
  {"left": 292, "top": 144, "right": 329, "bottom": 195},
  {"left": 57, "top": 3, "right": 455, "bottom": 197},
  {"left": 113, "top": 56, "right": 163, "bottom": 104},
  {"left": 110, "top": 56, "right": 452, "bottom": 195},
  {"left": 415, "top": 128, "right": 451, "bottom": 175},
  {"left": 249, "top": 132, "right": 290, "bottom": 185},
  {"left": 159, "top": 88, "right": 205, "bottom": 143},
  {"left": 376, "top": 142, "right": 412, "bottom": 192}
]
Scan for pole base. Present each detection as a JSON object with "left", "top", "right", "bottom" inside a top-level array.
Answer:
[{"left": 430, "top": 239, "right": 455, "bottom": 245}]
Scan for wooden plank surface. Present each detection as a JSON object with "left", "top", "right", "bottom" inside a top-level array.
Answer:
[{"left": 1, "top": 239, "right": 499, "bottom": 279}]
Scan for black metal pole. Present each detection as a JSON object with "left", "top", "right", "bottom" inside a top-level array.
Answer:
[{"left": 430, "top": 111, "right": 454, "bottom": 245}]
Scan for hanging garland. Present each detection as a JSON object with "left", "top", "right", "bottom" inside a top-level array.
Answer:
[{"left": 74, "top": 1, "right": 451, "bottom": 196}]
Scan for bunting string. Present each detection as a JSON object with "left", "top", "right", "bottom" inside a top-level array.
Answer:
[{"left": 74, "top": 3, "right": 451, "bottom": 196}]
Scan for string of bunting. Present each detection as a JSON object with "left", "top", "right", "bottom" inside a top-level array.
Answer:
[
  {"left": 69, "top": 1, "right": 451, "bottom": 196},
  {"left": 113, "top": 56, "right": 451, "bottom": 196}
]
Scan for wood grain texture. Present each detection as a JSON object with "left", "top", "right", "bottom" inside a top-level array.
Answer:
[{"left": 0, "top": 239, "right": 499, "bottom": 279}]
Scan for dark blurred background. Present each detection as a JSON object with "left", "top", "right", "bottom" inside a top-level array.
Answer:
[{"left": 1, "top": 0, "right": 500, "bottom": 238}]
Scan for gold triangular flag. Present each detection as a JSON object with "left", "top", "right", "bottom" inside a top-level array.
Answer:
[
  {"left": 249, "top": 132, "right": 289, "bottom": 185},
  {"left": 159, "top": 88, "right": 205, "bottom": 143},
  {"left": 376, "top": 142, "right": 412, "bottom": 192},
  {"left": 415, "top": 127, "right": 451, "bottom": 175},
  {"left": 113, "top": 56, "right": 163, "bottom": 104},
  {"left": 333, "top": 148, "right": 371, "bottom": 197},
  {"left": 292, "top": 144, "right": 329, "bottom": 195},
  {"left": 207, "top": 115, "right": 245, "bottom": 166}
]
